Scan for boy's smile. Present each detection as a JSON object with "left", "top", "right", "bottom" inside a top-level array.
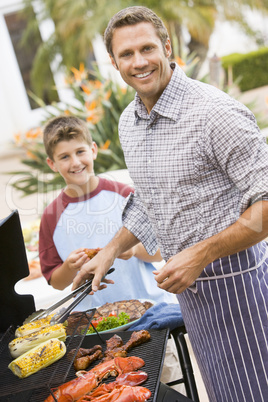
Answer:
[{"left": 47, "top": 138, "right": 98, "bottom": 196}]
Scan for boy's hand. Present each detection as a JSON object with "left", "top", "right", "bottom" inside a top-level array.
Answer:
[{"left": 66, "top": 248, "right": 89, "bottom": 272}]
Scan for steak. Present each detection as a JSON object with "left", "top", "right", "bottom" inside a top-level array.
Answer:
[{"left": 95, "top": 299, "right": 153, "bottom": 321}]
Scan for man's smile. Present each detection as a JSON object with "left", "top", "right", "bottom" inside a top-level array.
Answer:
[{"left": 134, "top": 71, "right": 153, "bottom": 78}]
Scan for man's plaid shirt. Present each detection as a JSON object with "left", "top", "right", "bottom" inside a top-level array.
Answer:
[{"left": 119, "top": 63, "right": 268, "bottom": 262}]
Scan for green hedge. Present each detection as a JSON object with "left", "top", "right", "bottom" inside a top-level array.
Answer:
[{"left": 221, "top": 47, "right": 268, "bottom": 92}]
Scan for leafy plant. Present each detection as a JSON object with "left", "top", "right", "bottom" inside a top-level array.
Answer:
[
  {"left": 9, "top": 64, "right": 135, "bottom": 196},
  {"left": 9, "top": 58, "right": 268, "bottom": 197}
]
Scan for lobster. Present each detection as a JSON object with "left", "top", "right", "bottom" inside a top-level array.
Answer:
[
  {"left": 44, "top": 356, "right": 145, "bottom": 402},
  {"left": 76, "top": 385, "right": 152, "bottom": 401},
  {"left": 76, "top": 370, "right": 149, "bottom": 400}
]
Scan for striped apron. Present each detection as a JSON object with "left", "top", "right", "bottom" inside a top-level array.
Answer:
[{"left": 177, "top": 241, "right": 268, "bottom": 402}]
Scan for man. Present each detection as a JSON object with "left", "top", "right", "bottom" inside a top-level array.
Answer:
[{"left": 73, "top": 6, "right": 268, "bottom": 401}]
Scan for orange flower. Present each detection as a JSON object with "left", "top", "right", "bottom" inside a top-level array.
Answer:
[
  {"left": 64, "top": 110, "right": 71, "bottom": 115},
  {"left": 25, "top": 127, "right": 42, "bottom": 140},
  {"left": 100, "top": 140, "right": 111, "bottom": 150},
  {"left": 71, "top": 63, "right": 86, "bottom": 82},
  {"left": 92, "top": 80, "right": 102, "bottom": 89},
  {"left": 175, "top": 56, "right": 186, "bottom": 68},
  {"left": 14, "top": 132, "right": 22, "bottom": 144},
  {"left": 121, "top": 87, "right": 127, "bottom": 94},
  {"left": 26, "top": 150, "right": 39, "bottom": 161},
  {"left": 81, "top": 84, "right": 91, "bottom": 95},
  {"left": 86, "top": 112, "right": 102, "bottom": 124},
  {"left": 85, "top": 100, "right": 97, "bottom": 111}
]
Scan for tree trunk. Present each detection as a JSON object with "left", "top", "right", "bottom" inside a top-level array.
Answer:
[{"left": 188, "top": 38, "right": 208, "bottom": 78}]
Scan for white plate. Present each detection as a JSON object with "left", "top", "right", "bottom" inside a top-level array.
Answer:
[{"left": 86, "top": 298, "right": 155, "bottom": 335}]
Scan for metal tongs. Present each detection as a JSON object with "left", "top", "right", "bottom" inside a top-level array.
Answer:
[{"left": 28, "top": 267, "right": 115, "bottom": 324}]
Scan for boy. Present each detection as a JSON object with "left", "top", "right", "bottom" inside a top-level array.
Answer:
[{"left": 39, "top": 115, "right": 176, "bottom": 310}]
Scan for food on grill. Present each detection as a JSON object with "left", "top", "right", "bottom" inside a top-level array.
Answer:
[
  {"left": 77, "top": 384, "right": 151, "bottom": 401},
  {"left": 83, "top": 247, "right": 102, "bottom": 259},
  {"left": 8, "top": 338, "right": 66, "bottom": 378},
  {"left": 15, "top": 314, "right": 54, "bottom": 337},
  {"left": 123, "top": 330, "right": 151, "bottom": 350},
  {"left": 74, "top": 348, "right": 103, "bottom": 371},
  {"left": 87, "top": 370, "right": 149, "bottom": 399},
  {"left": 103, "top": 331, "right": 151, "bottom": 361},
  {"left": 44, "top": 356, "right": 145, "bottom": 402},
  {"left": 94, "top": 299, "right": 154, "bottom": 322},
  {"left": 71, "top": 345, "right": 103, "bottom": 371},
  {"left": 106, "top": 333, "right": 123, "bottom": 350},
  {"left": 69, "top": 345, "right": 102, "bottom": 361},
  {"left": 9, "top": 323, "right": 66, "bottom": 358},
  {"left": 65, "top": 311, "right": 93, "bottom": 336}
]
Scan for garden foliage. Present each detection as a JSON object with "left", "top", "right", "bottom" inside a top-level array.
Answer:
[{"left": 221, "top": 47, "right": 268, "bottom": 92}]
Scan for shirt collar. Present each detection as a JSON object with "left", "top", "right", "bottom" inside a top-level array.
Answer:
[{"left": 134, "top": 62, "right": 189, "bottom": 122}]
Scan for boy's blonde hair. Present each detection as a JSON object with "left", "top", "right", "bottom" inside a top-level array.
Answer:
[
  {"left": 43, "top": 116, "right": 93, "bottom": 160},
  {"left": 104, "top": 6, "right": 169, "bottom": 58}
]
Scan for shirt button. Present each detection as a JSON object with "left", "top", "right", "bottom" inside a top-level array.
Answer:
[
  {"left": 148, "top": 159, "right": 151, "bottom": 164},
  {"left": 151, "top": 189, "right": 155, "bottom": 194}
]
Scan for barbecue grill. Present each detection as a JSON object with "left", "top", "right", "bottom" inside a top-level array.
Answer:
[
  {"left": 0, "top": 321, "right": 170, "bottom": 401},
  {"left": 0, "top": 211, "right": 199, "bottom": 401}
]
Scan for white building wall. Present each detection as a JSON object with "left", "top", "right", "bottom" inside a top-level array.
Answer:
[{"left": 0, "top": 1, "right": 44, "bottom": 150}]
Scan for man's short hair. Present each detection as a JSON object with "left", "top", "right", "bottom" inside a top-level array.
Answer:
[{"left": 104, "top": 6, "right": 169, "bottom": 57}]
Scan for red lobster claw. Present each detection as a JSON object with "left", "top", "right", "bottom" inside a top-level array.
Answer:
[
  {"left": 77, "top": 385, "right": 151, "bottom": 401},
  {"left": 78, "top": 370, "right": 148, "bottom": 400}
]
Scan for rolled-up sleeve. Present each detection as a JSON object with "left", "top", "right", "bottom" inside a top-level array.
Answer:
[{"left": 205, "top": 100, "right": 268, "bottom": 213}]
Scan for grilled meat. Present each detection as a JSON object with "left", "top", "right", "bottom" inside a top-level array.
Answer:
[
  {"left": 83, "top": 248, "right": 101, "bottom": 259},
  {"left": 102, "top": 349, "right": 128, "bottom": 361},
  {"left": 69, "top": 345, "right": 102, "bottom": 361},
  {"left": 74, "top": 349, "right": 103, "bottom": 371},
  {"left": 66, "top": 312, "right": 94, "bottom": 336},
  {"left": 123, "top": 330, "right": 151, "bottom": 351},
  {"left": 95, "top": 300, "right": 153, "bottom": 322},
  {"left": 102, "top": 331, "right": 151, "bottom": 361},
  {"left": 106, "top": 334, "right": 123, "bottom": 350}
]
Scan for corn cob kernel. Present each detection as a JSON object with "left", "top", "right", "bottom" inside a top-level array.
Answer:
[
  {"left": 9, "top": 323, "right": 66, "bottom": 358},
  {"left": 15, "top": 314, "right": 55, "bottom": 337},
  {"left": 8, "top": 338, "right": 66, "bottom": 378}
]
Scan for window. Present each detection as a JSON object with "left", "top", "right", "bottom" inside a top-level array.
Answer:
[{"left": 4, "top": 8, "right": 59, "bottom": 109}]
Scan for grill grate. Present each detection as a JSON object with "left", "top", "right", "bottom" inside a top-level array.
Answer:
[
  {"left": 0, "top": 326, "right": 169, "bottom": 402},
  {"left": 0, "top": 310, "right": 96, "bottom": 401}
]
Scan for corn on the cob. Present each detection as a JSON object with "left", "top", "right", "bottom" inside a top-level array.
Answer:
[
  {"left": 9, "top": 323, "right": 66, "bottom": 358},
  {"left": 8, "top": 338, "right": 66, "bottom": 378},
  {"left": 15, "top": 314, "right": 55, "bottom": 337}
]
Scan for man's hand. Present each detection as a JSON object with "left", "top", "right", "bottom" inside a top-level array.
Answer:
[
  {"left": 153, "top": 242, "right": 210, "bottom": 294},
  {"left": 72, "top": 227, "right": 140, "bottom": 292},
  {"left": 154, "top": 200, "right": 268, "bottom": 294},
  {"left": 72, "top": 247, "right": 115, "bottom": 291}
]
